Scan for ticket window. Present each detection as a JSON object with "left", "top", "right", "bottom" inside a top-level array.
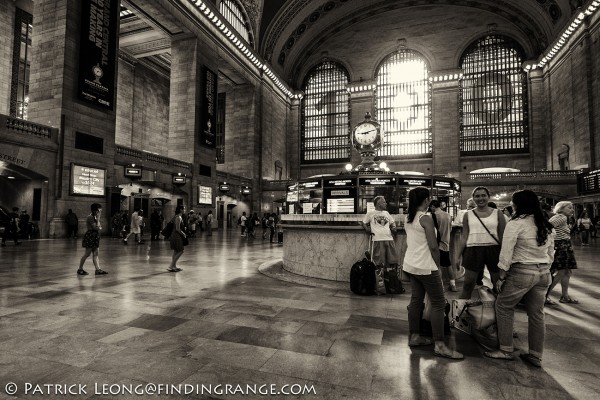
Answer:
[{"left": 358, "top": 186, "right": 401, "bottom": 214}]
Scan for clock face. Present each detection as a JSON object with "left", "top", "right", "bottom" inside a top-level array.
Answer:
[{"left": 354, "top": 123, "right": 378, "bottom": 145}]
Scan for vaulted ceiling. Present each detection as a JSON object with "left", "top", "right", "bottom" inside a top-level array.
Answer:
[{"left": 118, "top": 0, "right": 582, "bottom": 88}]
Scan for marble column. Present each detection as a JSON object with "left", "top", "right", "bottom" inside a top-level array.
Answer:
[{"left": 431, "top": 75, "right": 461, "bottom": 178}]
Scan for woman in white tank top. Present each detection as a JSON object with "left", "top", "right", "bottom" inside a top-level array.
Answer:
[
  {"left": 457, "top": 187, "right": 507, "bottom": 299},
  {"left": 404, "top": 187, "right": 463, "bottom": 360}
]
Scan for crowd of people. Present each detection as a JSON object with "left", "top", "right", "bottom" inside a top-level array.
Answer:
[
  {"left": 359, "top": 186, "right": 585, "bottom": 365},
  {"left": 238, "top": 211, "right": 280, "bottom": 243}
]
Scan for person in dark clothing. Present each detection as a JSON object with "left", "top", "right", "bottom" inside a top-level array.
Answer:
[
  {"left": 19, "top": 210, "right": 30, "bottom": 239},
  {"left": 1, "top": 207, "right": 22, "bottom": 246},
  {"left": 65, "top": 209, "right": 79, "bottom": 239},
  {"left": 150, "top": 210, "right": 164, "bottom": 240}
]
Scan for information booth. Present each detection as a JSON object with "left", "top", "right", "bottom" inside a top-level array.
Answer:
[
  {"left": 280, "top": 173, "right": 463, "bottom": 282},
  {"left": 285, "top": 173, "right": 461, "bottom": 217}
]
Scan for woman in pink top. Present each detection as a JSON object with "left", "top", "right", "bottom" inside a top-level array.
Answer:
[{"left": 404, "top": 187, "right": 463, "bottom": 360}]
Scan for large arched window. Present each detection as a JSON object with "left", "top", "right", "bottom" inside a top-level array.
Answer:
[
  {"left": 301, "top": 61, "right": 350, "bottom": 163},
  {"left": 375, "top": 50, "right": 432, "bottom": 157},
  {"left": 219, "top": 0, "right": 254, "bottom": 48},
  {"left": 460, "top": 35, "right": 528, "bottom": 154}
]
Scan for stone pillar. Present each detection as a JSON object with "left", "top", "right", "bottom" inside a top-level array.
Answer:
[
  {"left": 288, "top": 97, "right": 301, "bottom": 180},
  {"left": 431, "top": 75, "right": 461, "bottom": 178},
  {"left": 27, "top": 0, "right": 119, "bottom": 236},
  {"left": 168, "top": 36, "right": 219, "bottom": 214},
  {"left": 528, "top": 68, "right": 547, "bottom": 171}
]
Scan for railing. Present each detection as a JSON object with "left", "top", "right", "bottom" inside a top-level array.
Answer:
[
  {"left": 115, "top": 145, "right": 192, "bottom": 170},
  {"left": 1, "top": 114, "right": 57, "bottom": 140},
  {"left": 468, "top": 170, "right": 579, "bottom": 181}
]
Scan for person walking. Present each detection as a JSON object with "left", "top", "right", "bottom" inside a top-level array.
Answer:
[
  {"left": 150, "top": 210, "right": 164, "bottom": 241},
  {"left": 123, "top": 209, "right": 143, "bottom": 244},
  {"left": 206, "top": 210, "right": 213, "bottom": 236},
  {"left": 65, "top": 209, "right": 79, "bottom": 239},
  {"left": 240, "top": 212, "right": 247, "bottom": 236},
  {"left": 268, "top": 213, "right": 276, "bottom": 243},
  {"left": 430, "top": 199, "right": 457, "bottom": 292},
  {"left": 546, "top": 201, "right": 579, "bottom": 305},
  {"left": 457, "top": 186, "right": 507, "bottom": 299},
  {"left": 2, "top": 207, "right": 22, "bottom": 246},
  {"left": 484, "top": 190, "right": 554, "bottom": 367},
  {"left": 19, "top": 210, "right": 30, "bottom": 239},
  {"left": 403, "top": 187, "right": 463, "bottom": 359},
  {"left": 262, "top": 213, "right": 269, "bottom": 239},
  {"left": 77, "top": 203, "right": 108, "bottom": 276},
  {"left": 576, "top": 210, "right": 592, "bottom": 246},
  {"left": 168, "top": 205, "right": 186, "bottom": 272}
]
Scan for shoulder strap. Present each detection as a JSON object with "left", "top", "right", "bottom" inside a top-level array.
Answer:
[
  {"left": 430, "top": 212, "right": 441, "bottom": 243},
  {"left": 471, "top": 210, "right": 500, "bottom": 244}
]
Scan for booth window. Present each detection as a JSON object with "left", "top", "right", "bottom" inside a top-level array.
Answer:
[
  {"left": 219, "top": 0, "right": 254, "bottom": 48},
  {"left": 301, "top": 61, "right": 350, "bottom": 163},
  {"left": 10, "top": 8, "right": 33, "bottom": 120},
  {"left": 459, "top": 35, "right": 529, "bottom": 155},
  {"left": 375, "top": 50, "right": 432, "bottom": 157},
  {"left": 216, "top": 93, "right": 226, "bottom": 164}
]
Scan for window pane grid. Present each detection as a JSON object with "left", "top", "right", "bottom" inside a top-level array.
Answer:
[
  {"left": 460, "top": 35, "right": 529, "bottom": 154},
  {"left": 11, "top": 9, "right": 32, "bottom": 120},
  {"left": 301, "top": 61, "right": 350, "bottom": 163},
  {"left": 219, "top": 0, "right": 253, "bottom": 48},
  {"left": 375, "top": 51, "right": 432, "bottom": 157},
  {"left": 216, "top": 93, "right": 226, "bottom": 164}
]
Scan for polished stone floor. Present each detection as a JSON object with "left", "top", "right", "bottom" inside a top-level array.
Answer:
[{"left": 0, "top": 230, "right": 598, "bottom": 400}]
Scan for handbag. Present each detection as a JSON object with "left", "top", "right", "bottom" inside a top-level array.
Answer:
[
  {"left": 180, "top": 232, "right": 189, "bottom": 246},
  {"left": 161, "top": 221, "right": 174, "bottom": 238},
  {"left": 460, "top": 286, "right": 496, "bottom": 330}
]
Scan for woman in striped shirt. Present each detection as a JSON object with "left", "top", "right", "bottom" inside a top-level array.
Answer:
[{"left": 546, "top": 201, "right": 579, "bottom": 305}]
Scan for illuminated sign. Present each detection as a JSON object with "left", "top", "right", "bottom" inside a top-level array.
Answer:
[
  {"left": 172, "top": 176, "right": 186, "bottom": 184},
  {"left": 330, "top": 190, "right": 350, "bottom": 196},
  {"left": 219, "top": 182, "right": 230, "bottom": 192},
  {"left": 242, "top": 187, "right": 252, "bottom": 195},
  {"left": 433, "top": 179, "right": 451, "bottom": 188},
  {"left": 398, "top": 178, "right": 432, "bottom": 186},
  {"left": 70, "top": 163, "right": 106, "bottom": 197},
  {"left": 359, "top": 177, "right": 396, "bottom": 186},
  {"left": 327, "top": 198, "right": 355, "bottom": 213},
  {"left": 324, "top": 178, "right": 356, "bottom": 187},
  {"left": 198, "top": 186, "right": 212, "bottom": 205},
  {"left": 125, "top": 167, "right": 142, "bottom": 178},
  {"left": 299, "top": 180, "right": 322, "bottom": 189}
]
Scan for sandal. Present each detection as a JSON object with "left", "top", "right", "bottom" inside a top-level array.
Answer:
[
  {"left": 520, "top": 353, "right": 542, "bottom": 367},
  {"left": 434, "top": 349, "right": 464, "bottom": 360},
  {"left": 559, "top": 296, "right": 579, "bottom": 304},
  {"left": 544, "top": 298, "right": 557, "bottom": 306},
  {"left": 484, "top": 350, "right": 514, "bottom": 360}
]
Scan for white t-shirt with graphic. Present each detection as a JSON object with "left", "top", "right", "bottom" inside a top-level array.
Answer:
[{"left": 363, "top": 210, "right": 394, "bottom": 241}]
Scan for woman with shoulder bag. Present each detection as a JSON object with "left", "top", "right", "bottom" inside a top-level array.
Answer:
[
  {"left": 168, "top": 205, "right": 187, "bottom": 272},
  {"left": 576, "top": 210, "right": 592, "bottom": 246},
  {"left": 404, "top": 187, "right": 463, "bottom": 359},
  {"left": 484, "top": 190, "right": 554, "bottom": 367},
  {"left": 457, "top": 186, "right": 507, "bottom": 299},
  {"left": 77, "top": 203, "right": 108, "bottom": 276}
]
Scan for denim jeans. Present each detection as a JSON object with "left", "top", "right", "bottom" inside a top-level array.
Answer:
[
  {"left": 407, "top": 270, "right": 446, "bottom": 341},
  {"left": 496, "top": 263, "right": 551, "bottom": 358}
]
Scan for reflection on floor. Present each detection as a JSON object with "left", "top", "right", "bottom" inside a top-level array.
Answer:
[{"left": 0, "top": 231, "right": 598, "bottom": 400}]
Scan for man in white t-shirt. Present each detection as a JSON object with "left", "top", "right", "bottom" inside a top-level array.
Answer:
[{"left": 360, "top": 196, "right": 398, "bottom": 268}]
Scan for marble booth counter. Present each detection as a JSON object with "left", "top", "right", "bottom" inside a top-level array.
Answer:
[{"left": 280, "top": 214, "right": 463, "bottom": 282}]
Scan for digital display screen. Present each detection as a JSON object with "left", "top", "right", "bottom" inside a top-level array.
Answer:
[{"left": 71, "top": 164, "right": 105, "bottom": 197}]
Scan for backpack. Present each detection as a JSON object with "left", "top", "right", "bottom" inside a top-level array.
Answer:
[
  {"left": 161, "top": 221, "right": 174, "bottom": 238},
  {"left": 238, "top": 216, "right": 242, "bottom": 225},
  {"left": 350, "top": 258, "right": 376, "bottom": 295}
]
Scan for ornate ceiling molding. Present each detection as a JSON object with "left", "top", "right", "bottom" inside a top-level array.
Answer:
[{"left": 262, "top": 0, "right": 554, "bottom": 77}]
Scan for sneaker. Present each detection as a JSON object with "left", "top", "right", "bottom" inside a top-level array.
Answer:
[
  {"left": 77, "top": 269, "right": 89, "bottom": 275},
  {"left": 95, "top": 269, "right": 108, "bottom": 275},
  {"left": 122, "top": 239, "right": 128, "bottom": 245}
]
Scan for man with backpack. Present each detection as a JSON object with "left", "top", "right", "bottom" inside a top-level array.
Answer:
[{"left": 359, "top": 196, "right": 404, "bottom": 294}]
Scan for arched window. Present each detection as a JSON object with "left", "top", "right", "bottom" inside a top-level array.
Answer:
[
  {"left": 460, "top": 35, "right": 529, "bottom": 154},
  {"left": 219, "top": 0, "right": 254, "bottom": 48},
  {"left": 301, "top": 61, "right": 350, "bottom": 163},
  {"left": 375, "top": 50, "right": 432, "bottom": 157}
]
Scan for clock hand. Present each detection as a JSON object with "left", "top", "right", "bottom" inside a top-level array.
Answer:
[{"left": 359, "top": 129, "right": 377, "bottom": 135}]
